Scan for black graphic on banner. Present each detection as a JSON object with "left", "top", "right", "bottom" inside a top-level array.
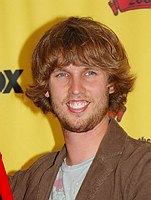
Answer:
[
  {"left": 138, "top": 136, "right": 151, "bottom": 142},
  {"left": 0, "top": 69, "right": 23, "bottom": 93}
]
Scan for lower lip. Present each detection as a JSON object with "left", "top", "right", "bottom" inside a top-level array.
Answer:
[{"left": 67, "top": 104, "right": 89, "bottom": 113}]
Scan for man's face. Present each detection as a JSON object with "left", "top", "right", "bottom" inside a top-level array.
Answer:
[{"left": 46, "top": 64, "right": 113, "bottom": 133}]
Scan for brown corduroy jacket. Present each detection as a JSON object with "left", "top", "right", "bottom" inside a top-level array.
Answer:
[{"left": 9, "top": 119, "right": 151, "bottom": 200}]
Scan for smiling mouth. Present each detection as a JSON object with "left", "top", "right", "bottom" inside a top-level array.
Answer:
[{"left": 66, "top": 100, "right": 89, "bottom": 113}]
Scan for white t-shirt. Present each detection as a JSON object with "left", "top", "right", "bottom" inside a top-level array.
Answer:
[{"left": 50, "top": 157, "right": 94, "bottom": 200}]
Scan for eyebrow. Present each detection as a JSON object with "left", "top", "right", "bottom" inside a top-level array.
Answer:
[
  {"left": 52, "top": 67, "right": 67, "bottom": 73},
  {"left": 52, "top": 65, "right": 101, "bottom": 72}
]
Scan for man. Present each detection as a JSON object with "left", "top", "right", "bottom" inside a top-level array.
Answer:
[{"left": 9, "top": 17, "right": 151, "bottom": 199}]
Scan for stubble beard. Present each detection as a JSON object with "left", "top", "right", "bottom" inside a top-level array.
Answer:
[{"left": 51, "top": 93, "right": 109, "bottom": 133}]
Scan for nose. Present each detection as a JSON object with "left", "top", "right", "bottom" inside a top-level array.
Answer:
[{"left": 69, "top": 76, "right": 85, "bottom": 95}]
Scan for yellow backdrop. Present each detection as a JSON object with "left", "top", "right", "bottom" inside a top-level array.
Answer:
[{"left": 1, "top": 0, "right": 151, "bottom": 173}]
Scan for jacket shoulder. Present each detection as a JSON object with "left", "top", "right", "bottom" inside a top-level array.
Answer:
[
  {"left": 9, "top": 151, "right": 59, "bottom": 192},
  {"left": 125, "top": 135, "right": 151, "bottom": 156}
]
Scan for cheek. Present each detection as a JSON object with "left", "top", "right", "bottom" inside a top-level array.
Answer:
[
  {"left": 89, "top": 82, "right": 108, "bottom": 96},
  {"left": 50, "top": 77, "right": 69, "bottom": 91},
  {"left": 50, "top": 82, "right": 68, "bottom": 102}
]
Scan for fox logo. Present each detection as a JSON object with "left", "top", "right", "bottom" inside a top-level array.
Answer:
[{"left": 0, "top": 69, "right": 23, "bottom": 93}]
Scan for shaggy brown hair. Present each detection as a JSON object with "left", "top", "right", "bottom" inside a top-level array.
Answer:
[{"left": 26, "top": 17, "right": 135, "bottom": 114}]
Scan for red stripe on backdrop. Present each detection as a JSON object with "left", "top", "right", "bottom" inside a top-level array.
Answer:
[{"left": 0, "top": 154, "right": 13, "bottom": 200}]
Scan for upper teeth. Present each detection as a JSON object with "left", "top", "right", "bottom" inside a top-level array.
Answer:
[{"left": 69, "top": 102, "right": 88, "bottom": 109}]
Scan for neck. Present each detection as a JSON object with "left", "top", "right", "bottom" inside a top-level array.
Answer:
[{"left": 63, "top": 114, "right": 109, "bottom": 166}]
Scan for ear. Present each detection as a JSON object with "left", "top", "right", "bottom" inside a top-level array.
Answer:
[
  {"left": 45, "top": 91, "right": 50, "bottom": 98},
  {"left": 108, "top": 84, "right": 115, "bottom": 94}
]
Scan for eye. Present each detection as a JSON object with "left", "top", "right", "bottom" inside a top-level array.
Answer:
[
  {"left": 56, "top": 72, "right": 69, "bottom": 77},
  {"left": 85, "top": 71, "right": 97, "bottom": 76}
]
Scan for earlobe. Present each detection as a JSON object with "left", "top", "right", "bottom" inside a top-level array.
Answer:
[
  {"left": 108, "top": 84, "right": 115, "bottom": 94},
  {"left": 45, "top": 91, "right": 50, "bottom": 98}
]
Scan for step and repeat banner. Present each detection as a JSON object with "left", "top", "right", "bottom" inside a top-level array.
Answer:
[{"left": 1, "top": 0, "right": 151, "bottom": 173}]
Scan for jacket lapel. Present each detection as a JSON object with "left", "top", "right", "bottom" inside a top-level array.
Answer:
[
  {"left": 76, "top": 119, "right": 128, "bottom": 200},
  {"left": 36, "top": 147, "right": 66, "bottom": 200}
]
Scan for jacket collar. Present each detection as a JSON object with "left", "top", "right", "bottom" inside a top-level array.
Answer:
[{"left": 97, "top": 118, "right": 128, "bottom": 161}]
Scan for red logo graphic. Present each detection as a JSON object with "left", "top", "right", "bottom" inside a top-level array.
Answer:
[
  {"left": 109, "top": 0, "right": 151, "bottom": 15},
  {"left": 109, "top": 106, "right": 126, "bottom": 122}
]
